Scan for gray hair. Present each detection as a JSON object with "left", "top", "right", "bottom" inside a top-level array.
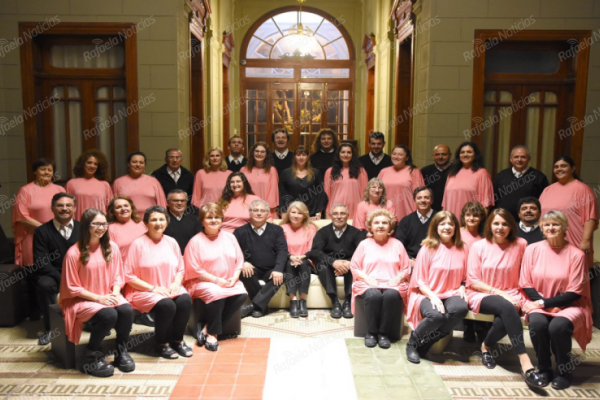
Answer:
[
  {"left": 165, "top": 148, "right": 182, "bottom": 158},
  {"left": 249, "top": 199, "right": 270, "bottom": 211},
  {"left": 330, "top": 203, "right": 349, "bottom": 214},
  {"left": 510, "top": 145, "right": 530, "bottom": 158},
  {"left": 540, "top": 210, "right": 568, "bottom": 233},
  {"left": 167, "top": 189, "right": 187, "bottom": 201}
]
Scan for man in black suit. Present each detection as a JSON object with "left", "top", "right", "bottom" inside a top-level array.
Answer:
[
  {"left": 234, "top": 200, "right": 288, "bottom": 318},
  {"left": 32, "top": 193, "right": 79, "bottom": 345},
  {"left": 517, "top": 197, "right": 544, "bottom": 245},
  {"left": 164, "top": 189, "right": 202, "bottom": 254},
  {"left": 151, "top": 148, "right": 195, "bottom": 204},
  {"left": 358, "top": 132, "right": 393, "bottom": 180},
  {"left": 420, "top": 144, "right": 452, "bottom": 212},
  {"left": 272, "top": 128, "right": 294, "bottom": 176},
  {"left": 396, "top": 187, "right": 435, "bottom": 269},
  {"left": 226, "top": 135, "right": 247, "bottom": 172}
]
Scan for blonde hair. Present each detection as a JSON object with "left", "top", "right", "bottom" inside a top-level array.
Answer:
[
  {"left": 362, "top": 178, "right": 388, "bottom": 207},
  {"left": 365, "top": 209, "right": 395, "bottom": 234},
  {"left": 421, "top": 211, "right": 464, "bottom": 249},
  {"left": 280, "top": 201, "right": 317, "bottom": 231},
  {"left": 540, "top": 210, "right": 568, "bottom": 234},
  {"left": 199, "top": 203, "right": 224, "bottom": 222},
  {"left": 203, "top": 147, "right": 228, "bottom": 172}
]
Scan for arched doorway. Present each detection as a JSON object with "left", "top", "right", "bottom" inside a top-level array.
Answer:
[{"left": 240, "top": 6, "right": 355, "bottom": 152}]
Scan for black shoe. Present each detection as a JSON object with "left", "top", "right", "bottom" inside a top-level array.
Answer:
[
  {"left": 538, "top": 369, "right": 554, "bottom": 386},
  {"left": 155, "top": 344, "right": 179, "bottom": 359},
  {"left": 82, "top": 349, "right": 115, "bottom": 378},
  {"left": 330, "top": 302, "right": 342, "bottom": 319},
  {"left": 38, "top": 331, "right": 51, "bottom": 346},
  {"left": 171, "top": 341, "right": 193, "bottom": 358},
  {"left": 406, "top": 332, "right": 421, "bottom": 364},
  {"left": 205, "top": 340, "right": 219, "bottom": 352},
  {"left": 365, "top": 332, "right": 377, "bottom": 348},
  {"left": 251, "top": 308, "right": 268, "bottom": 318},
  {"left": 481, "top": 351, "right": 496, "bottom": 369},
  {"left": 289, "top": 300, "right": 299, "bottom": 318},
  {"left": 521, "top": 368, "right": 547, "bottom": 388},
  {"left": 299, "top": 299, "right": 308, "bottom": 317},
  {"left": 241, "top": 304, "right": 254, "bottom": 318},
  {"left": 114, "top": 348, "right": 136, "bottom": 373},
  {"left": 378, "top": 335, "right": 391, "bottom": 349},
  {"left": 342, "top": 301, "right": 353, "bottom": 319},
  {"left": 552, "top": 373, "right": 571, "bottom": 390},
  {"left": 417, "top": 331, "right": 442, "bottom": 359},
  {"left": 196, "top": 322, "right": 206, "bottom": 346},
  {"left": 134, "top": 313, "right": 155, "bottom": 327}
]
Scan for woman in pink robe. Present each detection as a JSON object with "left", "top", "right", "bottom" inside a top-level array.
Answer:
[
  {"left": 191, "top": 147, "right": 231, "bottom": 208},
  {"left": 183, "top": 203, "right": 247, "bottom": 351},
  {"left": 539, "top": 156, "right": 598, "bottom": 268},
  {"left": 405, "top": 211, "right": 469, "bottom": 364},
  {"left": 124, "top": 206, "right": 192, "bottom": 359},
  {"left": 217, "top": 172, "right": 262, "bottom": 233},
  {"left": 12, "top": 158, "right": 65, "bottom": 268},
  {"left": 66, "top": 150, "right": 113, "bottom": 221},
  {"left": 112, "top": 152, "right": 167, "bottom": 216},
  {"left": 107, "top": 196, "right": 147, "bottom": 259},
  {"left": 353, "top": 178, "right": 396, "bottom": 231},
  {"left": 442, "top": 142, "right": 494, "bottom": 218},
  {"left": 280, "top": 201, "right": 318, "bottom": 318},
  {"left": 351, "top": 209, "right": 410, "bottom": 349},
  {"left": 466, "top": 209, "right": 545, "bottom": 388},
  {"left": 377, "top": 145, "right": 425, "bottom": 221},
  {"left": 240, "top": 142, "right": 279, "bottom": 218},
  {"left": 59, "top": 208, "right": 134, "bottom": 377},
  {"left": 459, "top": 201, "right": 487, "bottom": 249},
  {"left": 324, "top": 143, "right": 368, "bottom": 219},
  {"left": 520, "top": 210, "right": 593, "bottom": 390}
]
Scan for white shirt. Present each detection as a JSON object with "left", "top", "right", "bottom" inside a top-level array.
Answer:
[
  {"left": 274, "top": 149, "right": 289, "bottom": 160},
  {"left": 512, "top": 166, "right": 529, "bottom": 179},
  {"left": 252, "top": 223, "right": 267, "bottom": 236},
  {"left": 369, "top": 152, "right": 385, "bottom": 166},
  {"left": 168, "top": 167, "right": 181, "bottom": 183},
  {"left": 321, "top": 148, "right": 335, "bottom": 153},
  {"left": 333, "top": 225, "right": 347, "bottom": 239},
  {"left": 417, "top": 209, "right": 434, "bottom": 224},
  {"left": 53, "top": 219, "right": 74, "bottom": 240},
  {"left": 519, "top": 221, "right": 539, "bottom": 233},
  {"left": 228, "top": 155, "right": 245, "bottom": 165},
  {"left": 435, "top": 163, "right": 451, "bottom": 172}
]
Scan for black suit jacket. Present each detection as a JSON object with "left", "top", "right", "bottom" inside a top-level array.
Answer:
[
  {"left": 226, "top": 157, "right": 247, "bottom": 173},
  {"left": 151, "top": 164, "right": 195, "bottom": 201}
]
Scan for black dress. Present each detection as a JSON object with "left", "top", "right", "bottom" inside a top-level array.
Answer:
[{"left": 278, "top": 168, "right": 328, "bottom": 216}]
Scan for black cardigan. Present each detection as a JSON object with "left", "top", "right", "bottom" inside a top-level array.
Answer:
[
  {"left": 395, "top": 210, "right": 435, "bottom": 259},
  {"left": 32, "top": 219, "right": 80, "bottom": 278},
  {"left": 151, "top": 164, "right": 195, "bottom": 201},
  {"left": 233, "top": 222, "right": 289, "bottom": 273},
  {"left": 493, "top": 167, "right": 549, "bottom": 222},
  {"left": 358, "top": 153, "right": 393, "bottom": 181},
  {"left": 307, "top": 224, "right": 366, "bottom": 269}
]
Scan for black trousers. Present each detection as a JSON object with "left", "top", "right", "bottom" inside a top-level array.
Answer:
[
  {"left": 240, "top": 268, "right": 282, "bottom": 312},
  {"left": 314, "top": 261, "right": 352, "bottom": 303},
  {"left": 35, "top": 273, "right": 60, "bottom": 331},
  {"left": 284, "top": 259, "right": 311, "bottom": 296},
  {"left": 25, "top": 266, "right": 40, "bottom": 317},
  {"left": 479, "top": 295, "right": 526, "bottom": 354},
  {"left": 87, "top": 304, "right": 133, "bottom": 352},
  {"left": 528, "top": 313, "right": 574, "bottom": 375},
  {"left": 415, "top": 296, "right": 468, "bottom": 343},
  {"left": 150, "top": 294, "right": 192, "bottom": 344},
  {"left": 361, "top": 288, "right": 403, "bottom": 337},
  {"left": 204, "top": 294, "right": 247, "bottom": 335}
]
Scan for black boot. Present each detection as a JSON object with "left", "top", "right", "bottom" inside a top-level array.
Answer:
[
  {"left": 289, "top": 300, "right": 299, "bottom": 318},
  {"left": 406, "top": 332, "right": 421, "bottom": 364},
  {"left": 418, "top": 331, "right": 443, "bottom": 359},
  {"left": 298, "top": 299, "right": 308, "bottom": 317},
  {"left": 114, "top": 341, "right": 136, "bottom": 372},
  {"left": 82, "top": 349, "right": 114, "bottom": 378}
]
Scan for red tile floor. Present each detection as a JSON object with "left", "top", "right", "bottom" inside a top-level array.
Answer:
[{"left": 169, "top": 338, "right": 270, "bottom": 400}]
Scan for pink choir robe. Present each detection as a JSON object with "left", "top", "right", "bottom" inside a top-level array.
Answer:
[
  {"left": 353, "top": 200, "right": 396, "bottom": 231},
  {"left": 377, "top": 166, "right": 425, "bottom": 221},
  {"left": 183, "top": 231, "right": 247, "bottom": 303},
  {"left": 540, "top": 180, "right": 599, "bottom": 267},
  {"left": 240, "top": 166, "right": 279, "bottom": 217},
  {"left": 442, "top": 168, "right": 494, "bottom": 218},
  {"left": 59, "top": 242, "right": 128, "bottom": 344},
  {"left": 466, "top": 238, "right": 528, "bottom": 313},
  {"left": 281, "top": 223, "right": 317, "bottom": 257},
  {"left": 66, "top": 177, "right": 113, "bottom": 221},
  {"left": 460, "top": 228, "right": 482, "bottom": 249},
  {"left": 221, "top": 195, "right": 262, "bottom": 233},
  {"left": 350, "top": 238, "right": 410, "bottom": 313},
  {"left": 112, "top": 174, "right": 167, "bottom": 216},
  {"left": 519, "top": 241, "right": 593, "bottom": 350},
  {"left": 191, "top": 170, "right": 231, "bottom": 208},
  {"left": 124, "top": 234, "right": 187, "bottom": 313},
  {"left": 108, "top": 220, "right": 147, "bottom": 259},
  {"left": 324, "top": 167, "right": 369, "bottom": 219},
  {"left": 12, "top": 182, "right": 65, "bottom": 266},
  {"left": 406, "top": 243, "right": 468, "bottom": 330}
]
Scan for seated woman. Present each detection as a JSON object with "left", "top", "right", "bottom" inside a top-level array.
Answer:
[
  {"left": 183, "top": 203, "right": 248, "bottom": 351},
  {"left": 353, "top": 178, "right": 396, "bottom": 231},
  {"left": 124, "top": 206, "right": 193, "bottom": 359},
  {"left": 60, "top": 208, "right": 134, "bottom": 377},
  {"left": 466, "top": 209, "right": 545, "bottom": 388},
  {"left": 280, "top": 201, "right": 318, "bottom": 318},
  {"left": 107, "top": 196, "right": 147, "bottom": 258},
  {"left": 218, "top": 172, "right": 262, "bottom": 233},
  {"left": 406, "top": 211, "right": 469, "bottom": 363},
  {"left": 351, "top": 209, "right": 410, "bottom": 349},
  {"left": 520, "top": 210, "right": 593, "bottom": 390}
]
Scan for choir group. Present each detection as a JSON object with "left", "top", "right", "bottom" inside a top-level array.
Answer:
[{"left": 10, "top": 128, "right": 597, "bottom": 391}]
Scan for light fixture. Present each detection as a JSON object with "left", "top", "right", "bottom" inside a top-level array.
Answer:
[{"left": 280, "top": 0, "right": 318, "bottom": 59}]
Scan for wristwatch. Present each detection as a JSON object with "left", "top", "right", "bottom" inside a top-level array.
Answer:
[{"left": 537, "top": 299, "right": 545, "bottom": 306}]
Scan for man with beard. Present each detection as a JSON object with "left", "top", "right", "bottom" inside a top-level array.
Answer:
[
  {"left": 517, "top": 197, "right": 544, "bottom": 245},
  {"left": 359, "top": 132, "right": 393, "bottom": 180},
  {"left": 420, "top": 144, "right": 452, "bottom": 212}
]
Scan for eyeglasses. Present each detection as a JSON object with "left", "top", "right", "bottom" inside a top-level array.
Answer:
[
  {"left": 90, "top": 222, "right": 109, "bottom": 228},
  {"left": 250, "top": 208, "right": 268, "bottom": 214}
]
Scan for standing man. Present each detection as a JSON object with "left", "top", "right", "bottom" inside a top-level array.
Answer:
[
  {"left": 493, "top": 145, "right": 549, "bottom": 222},
  {"left": 395, "top": 187, "right": 435, "bottom": 268},
  {"left": 235, "top": 200, "right": 288, "bottom": 318},
  {"left": 32, "top": 193, "right": 79, "bottom": 345},
  {"left": 420, "top": 144, "right": 452, "bottom": 212},
  {"left": 308, "top": 204, "right": 366, "bottom": 319},
  {"left": 164, "top": 189, "right": 202, "bottom": 254},
  {"left": 517, "top": 197, "right": 544, "bottom": 245},
  {"left": 152, "top": 148, "right": 195, "bottom": 203},
  {"left": 272, "top": 128, "right": 294, "bottom": 176},
  {"left": 226, "top": 136, "right": 247, "bottom": 172},
  {"left": 358, "top": 132, "right": 393, "bottom": 180},
  {"left": 309, "top": 129, "right": 339, "bottom": 172}
]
